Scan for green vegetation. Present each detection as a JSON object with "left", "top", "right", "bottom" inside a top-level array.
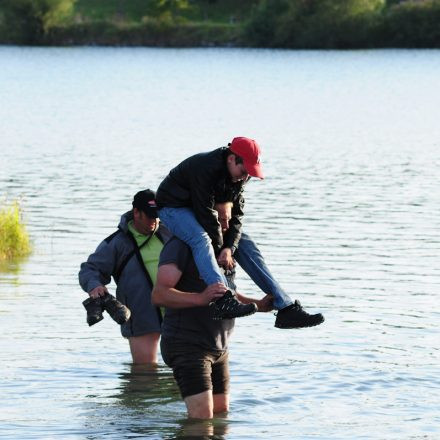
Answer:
[
  {"left": 245, "top": 0, "right": 385, "bottom": 48},
  {"left": 0, "top": 0, "right": 439, "bottom": 47},
  {"left": 379, "top": 0, "right": 440, "bottom": 47},
  {"left": 0, "top": 201, "right": 32, "bottom": 262},
  {"left": 72, "top": 0, "right": 257, "bottom": 24},
  {"left": 0, "top": 0, "right": 76, "bottom": 44},
  {"left": 245, "top": 0, "right": 440, "bottom": 48}
]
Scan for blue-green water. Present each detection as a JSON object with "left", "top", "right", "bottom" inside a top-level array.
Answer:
[{"left": 0, "top": 47, "right": 439, "bottom": 439}]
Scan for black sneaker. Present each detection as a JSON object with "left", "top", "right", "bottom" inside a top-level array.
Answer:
[
  {"left": 209, "top": 290, "right": 257, "bottom": 320},
  {"left": 101, "top": 293, "right": 131, "bottom": 324},
  {"left": 274, "top": 300, "right": 324, "bottom": 329},
  {"left": 82, "top": 297, "right": 104, "bottom": 327}
]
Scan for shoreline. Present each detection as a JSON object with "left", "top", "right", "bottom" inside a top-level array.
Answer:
[{"left": 2, "top": 21, "right": 440, "bottom": 50}]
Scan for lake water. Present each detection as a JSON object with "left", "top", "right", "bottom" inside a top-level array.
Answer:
[{"left": 0, "top": 47, "right": 439, "bottom": 439}]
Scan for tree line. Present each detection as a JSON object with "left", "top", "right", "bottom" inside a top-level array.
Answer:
[
  {"left": 0, "top": 0, "right": 439, "bottom": 47},
  {"left": 245, "top": 0, "right": 440, "bottom": 48}
]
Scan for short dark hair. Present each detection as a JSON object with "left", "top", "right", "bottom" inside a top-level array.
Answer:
[
  {"left": 227, "top": 147, "right": 244, "bottom": 165},
  {"left": 234, "top": 154, "right": 244, "bottom": 165}
]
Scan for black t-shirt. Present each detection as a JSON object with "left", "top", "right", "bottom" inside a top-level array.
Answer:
[{"left": 159, "top": 236, "right": 235, "bottom": 351}]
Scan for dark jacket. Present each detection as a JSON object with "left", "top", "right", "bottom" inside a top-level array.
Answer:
[{"left": 156, "top": 147, "right": 245, "bottom": 253}]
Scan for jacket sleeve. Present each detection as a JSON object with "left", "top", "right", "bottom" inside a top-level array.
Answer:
[
  {"left": 78, "top": 239, "right": 118, "bottom": 294},
  {"left": 189, "top": 165, "right": 224, "bottom": 253},
  {"left": 222, "top": 192, "right": 244, "bottom": 253}
]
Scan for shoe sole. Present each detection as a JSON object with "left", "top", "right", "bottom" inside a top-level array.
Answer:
[
  {"left": 107, "top": 310, "right": 131, "bottom": 324},
  {"left": 211, "top": 305, "right": 258, "bottom": 320},
  {"left": 87, "top": 315, "right": 104, "bottom": 327},
  {"left": 104, "top": 304, "right": 131, "bottom": 324},
  {"left": 274, "top": 316, "right": 325, "bottom": 329}
]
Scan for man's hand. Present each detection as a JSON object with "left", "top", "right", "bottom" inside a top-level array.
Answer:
[
  {"left": 255, "top": 294, "right": 274, "bottom": 312},
  {"left": 217, "top": 248, "right": 235, "bottom": 270},
  {"left": 89, "top": 285, "right": 108, "bottom": 299},
  {"left": 197, "top": 282, "right": 227, "bottom": 306}
]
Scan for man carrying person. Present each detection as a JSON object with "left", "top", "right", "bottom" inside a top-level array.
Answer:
[
  {"left": 78, "top": 180, "right": 324, "bottom": 366},
  {"left": 152, "top": 201, "right": 274, "bottom": 419},
  {"left": 78, "top": 189, "right": 261, "bottom": 366}
]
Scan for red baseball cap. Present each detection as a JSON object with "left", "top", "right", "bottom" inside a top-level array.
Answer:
[{"left": 229, "top": 137, "right": 264, "bottom": 179}]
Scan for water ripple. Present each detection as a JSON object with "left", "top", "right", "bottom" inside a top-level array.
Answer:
[{"left": 1, "top": 47, "right": 440, "bottom": 439}]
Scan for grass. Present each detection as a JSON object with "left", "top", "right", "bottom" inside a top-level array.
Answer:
[{"left": 0, "top": 201, "right": 31, "bottom": 261}]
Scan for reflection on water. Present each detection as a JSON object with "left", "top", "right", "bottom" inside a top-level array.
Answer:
[
  {"left": 81, "top": 363, "right": 229, "bottom": 439},
  {"left": 115, "top": 363, "right": 180, "bottom": 408},
  {"left": 1, "top": 47, "right": 439, "bottom": 439},
  {"left": 176, "top": 418, "right": 230, "bottom": 439},
  {"left": 0, "top": 256, "right": 29, "bottom": 289},
  {"left": 0, "top": 259, "right": 22, "bottom": 276}
]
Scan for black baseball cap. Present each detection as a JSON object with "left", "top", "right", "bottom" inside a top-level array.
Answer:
[{"left": 132, "top": 189, "right": 158, "bottom": 218}]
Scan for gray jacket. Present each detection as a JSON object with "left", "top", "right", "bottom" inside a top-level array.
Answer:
[{"left": 78, "top": 211, "right": 171, "bottom": 337}]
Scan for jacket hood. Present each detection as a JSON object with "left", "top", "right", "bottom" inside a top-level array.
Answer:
[{"left": 118, "top": 210, "right": 134, "bottom": 232}]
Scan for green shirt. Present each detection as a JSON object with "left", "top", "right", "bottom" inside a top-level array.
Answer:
[{"left": 127, "top": 221, "right": 163, "bottom": 285}]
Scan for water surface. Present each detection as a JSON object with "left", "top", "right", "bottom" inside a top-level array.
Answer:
[{"left": 0, "top": 47, "right": 439, "bottom": 439}]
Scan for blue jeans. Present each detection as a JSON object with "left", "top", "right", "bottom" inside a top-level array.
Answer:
[
  {"left": 158, "top": 207, "right": 228, "bottom": 285},
  {"left": 235, "top": 233, "right": 293, "bottom": 310},
  {"left": 159, "top": 207, "right": 293, "bottom": 310}
]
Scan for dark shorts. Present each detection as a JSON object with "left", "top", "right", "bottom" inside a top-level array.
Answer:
[{"left": 160, "top": 338, "right": 230, "bottom": 399}]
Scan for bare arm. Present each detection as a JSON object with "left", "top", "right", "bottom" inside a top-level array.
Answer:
[{"left": 152, "top": 263, "right": 226, "bottom": 308}]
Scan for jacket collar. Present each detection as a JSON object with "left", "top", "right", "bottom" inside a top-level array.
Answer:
[
  {"left": 118, "top": 210, "right": 170, "bottom": 244},
  {"left": 118, "top": 210, "right": 133, "bottom": 233}
]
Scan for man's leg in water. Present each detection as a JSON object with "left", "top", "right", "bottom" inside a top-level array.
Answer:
[
  {"left": 128, "top": 332, "right": 160, "bottom": 364},
  {"left": 184, "top": 390, "right": 214, "bottom": 419}
]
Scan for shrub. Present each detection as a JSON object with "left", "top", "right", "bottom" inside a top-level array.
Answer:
[
  {"left": 245, "top": 0, "right": 386, "bottom": 48},
  {"left": 45, "top": 20, "right": 241, "bottom": 46},
  {"left": 380, "top": 0, "right": 440, "bottom": 47},
  {"left": 0, "top": 201, "right": 31, "bottom": 261},
  {"left": 0, "top": 0, "right": 76, "bottom": 44},
  {"left": 243, "top": 0, "right": 291, "bottom": 47}
]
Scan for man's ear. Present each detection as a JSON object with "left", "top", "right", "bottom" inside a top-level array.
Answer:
[{"left": 226, "top": 154, "right": 235, "bottom": 165}]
